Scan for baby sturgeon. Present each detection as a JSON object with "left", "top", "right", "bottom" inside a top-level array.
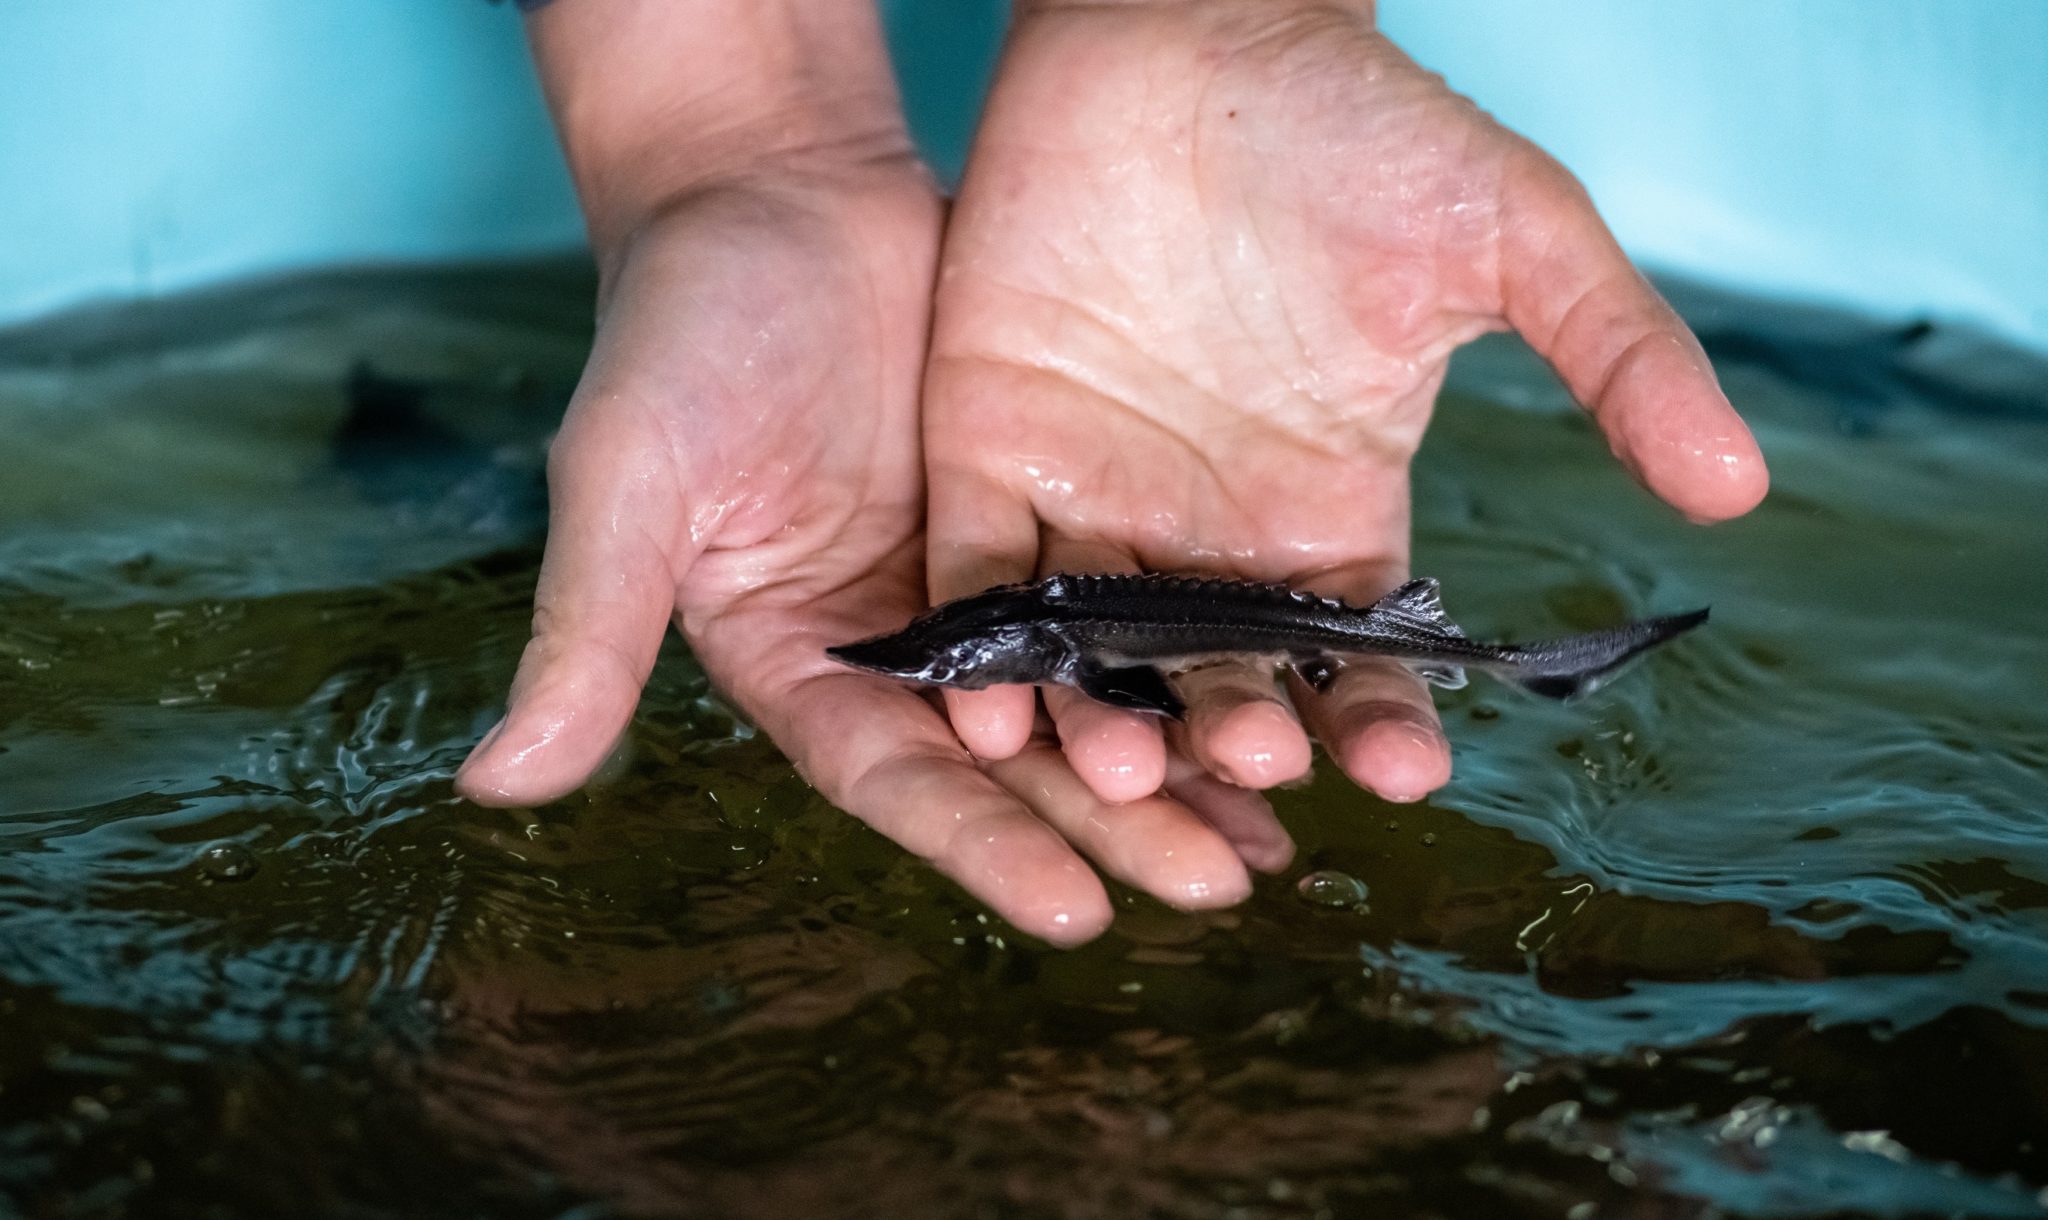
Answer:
[{"left": 827, "top": 573, "right": 1708, "bottom": 719}]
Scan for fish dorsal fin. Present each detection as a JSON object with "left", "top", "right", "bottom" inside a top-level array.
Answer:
[{"left": 1370, "top": 577, "right": 1465, "bottom": 638}]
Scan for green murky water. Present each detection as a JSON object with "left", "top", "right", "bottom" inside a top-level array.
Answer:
[{"left": 3, "top": 262, "right": 2046, "bottom": 1219}]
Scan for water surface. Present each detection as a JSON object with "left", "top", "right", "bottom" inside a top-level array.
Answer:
[{"left": 2, "top": 262, "right": 2045, "bottom": 1219}]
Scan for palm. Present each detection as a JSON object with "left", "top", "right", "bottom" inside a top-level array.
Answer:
[
  {"left": 927, "top": 3, "right": 1767, "bottom": 804},
  {"left": 457, "top": 179, "right": 1120, "bottom": 942},
  {"left": 457, "top": 181, "right": 926, "bottom": 776},
  {"left": 612, "top": 190, "right": 935, "bottom": 739}
]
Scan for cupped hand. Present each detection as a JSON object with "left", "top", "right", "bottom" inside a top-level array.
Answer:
[
  {"left": 452, "top": 168, "right": 1149, "bottom": 944},
  {"left": 925, "top": 0, "right": 1769, "bottom": 838}
]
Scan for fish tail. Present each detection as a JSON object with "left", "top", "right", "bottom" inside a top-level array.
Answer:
[{"left": 1503, "top": 608, "right": 1710, "bottom": 700}]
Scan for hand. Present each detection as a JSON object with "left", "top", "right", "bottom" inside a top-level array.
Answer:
[
  {"left": 454, "top": 1, "right": 1168, "bottom": 945},
  {"left": 452, "top": 167, "right": 1157, "bottom": 945},
  {"left": 924, "top": 0, "right": 1768, "bottom": 851}
]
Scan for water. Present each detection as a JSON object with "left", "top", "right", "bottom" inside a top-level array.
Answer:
[{"left": 2, "top": 261, "right": 2045, "bottom": 1219}]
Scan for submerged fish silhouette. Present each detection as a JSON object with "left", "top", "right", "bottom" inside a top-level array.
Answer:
[{"left": 827, "top": 573, "right": 1706, "bottom": 719}]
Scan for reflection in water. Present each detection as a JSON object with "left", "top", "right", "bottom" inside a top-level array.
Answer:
[{"left": 1, "top": 262, "right": 2045, "bottom": 1218}]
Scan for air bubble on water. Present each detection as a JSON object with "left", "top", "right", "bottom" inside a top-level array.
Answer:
[
  {"left": 196, "top": 843, "right": 258, "bottom": 883},
  {"left": 1295, "top": 870, "right": 1369, "bottom": 908}
]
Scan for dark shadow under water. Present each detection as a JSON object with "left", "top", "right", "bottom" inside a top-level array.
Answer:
[{"left": 1, "top": 261, "right": 2046, "bottom": 1219}]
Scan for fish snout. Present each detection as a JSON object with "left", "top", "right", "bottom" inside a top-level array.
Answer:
[{"left": 825, "top": 634, "right": 936, "bottom": 680}]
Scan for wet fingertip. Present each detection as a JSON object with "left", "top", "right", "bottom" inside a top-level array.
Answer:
[
  {"left": 453, "top": 717, "right": 522, "bottom": 804},
  {"left": 945, "top": 688, "right": 1034, "bottom": 760},
  {"left": 1676, "top": 450, "right": 1770, "bottom": 523},
  {"left": 452, "top": 750, "right": 570, "bottom": 808},
  {"left": 1125, "top": 816, "right": 1255, "bottom": 911},
  {"left": 1209, "top": 701, "right": 1313, "bottom": 789},
  {"left": 451, "top": 770, "right": 508, "bottom": 805},
  {"left": 1056, "top": 710, "right": 1167, "bottom": 803},
  {"left": 453, "top": 765, "right": 547, "bottom": 808},
  {"left": 1635, "top": 413, "right": 1768, "bottom": 524},
  {"left": 1624, "top": 386, "right": 1771, "bottom": 525},
  {"left": 944, "top": 822, "right": 1114, "bottom": 947},
  {"left": 1343, "top": 718, "right": 1451, "bottom": 804},
  {"left": 1076, "top": 745, "right": 1167, "bottom": 804},
  {"left": 1239, "top": 832, "right": 1298, "bottom": 876},
  {"left": 1156, "top": 855, "right": 1254, "bottom": 911},
  {"left": 986, "top": 872, "right": 1116, "bottom": 948},
  {"left": 1085, "top": 795, "right": 1253, "bottom": 911},
  {"left": 961, "top": 730, "right": 1029, "bottom": 762},
  {"left": 1028, "top": 894, "right": 1117, "bottom": 947}
]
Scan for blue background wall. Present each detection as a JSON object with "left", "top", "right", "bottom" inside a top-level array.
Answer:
[{"left": 2, "top": 1, "right": 2042, "bottom": 349}]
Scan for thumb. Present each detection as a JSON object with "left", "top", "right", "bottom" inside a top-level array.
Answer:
[
  {"left": 1500, "top": 153, "right": 1769, "bottom": 523},
  {"left": 455, "top": 413, "right": 689, "bottom": 806}
]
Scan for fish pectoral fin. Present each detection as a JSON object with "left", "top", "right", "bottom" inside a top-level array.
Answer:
[
  {"left": 1517, "top": 674, "right": 1585, "bottom": 700},
  {"left": 1409, "top": 661, "right": 1469, "bottom": 690},
  {"left": 1073, "top": 662, "right": 1186, "bottom": 719},
  {"left": 1289, "top": 654, "right": 1342, "bottom": 695}
]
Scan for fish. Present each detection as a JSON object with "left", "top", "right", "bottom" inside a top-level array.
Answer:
[{"left": 826, "top": 573, "right": 1707, "bottom": 719}]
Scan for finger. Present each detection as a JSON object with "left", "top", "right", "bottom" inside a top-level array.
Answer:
[
  {"left": 1501, "top": 152, "right": 1769, "bottom": 523},
  {"left": 456, "top": 412, "right": 686, "bottom": 807},
  {"left": 1163, "top": 752, "right": 1295, "bottom": 874},
  {"left": 1290, "top": 566, "right": 1451, "bottom": 803},
  {"left": 938, "top": 687, "right": 1038, "bottom": 764},
  {"left": 1173, "top": 661, "right": 1314, "bottom": 789},
  {"left": 988, "top": 739, "right": 1252, "bottom": 911},
  {"left": 1037, "top": 533, "right": 1168, "bottom": 804},
  {"left": 778, "top": 672, "right": 1113, "bottom": 946},
  {"left": 1290, "top": 659, "right": 1450, "bottom": 803},
  {"left": 1044, "top": 683, "right": 1168, "bottom": 805},
  {"left": 925, "top": 465, "right": 1041, "bottom": 760}
]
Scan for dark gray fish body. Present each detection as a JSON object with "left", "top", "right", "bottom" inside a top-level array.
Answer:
[{"left": 827, "top": 573, "right": 1707, "bottom": 719}]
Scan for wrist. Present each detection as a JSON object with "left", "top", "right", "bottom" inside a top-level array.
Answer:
[{"left": 527, "top": 0, "right": 918, "bottom": 257}]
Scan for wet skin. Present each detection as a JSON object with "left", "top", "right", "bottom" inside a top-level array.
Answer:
[
  {"left": 925, "top": 0, "right": 1767, "bottom": 842},
  {"left": 458, "top": 0, "right": 1768, "bottom": 946}
]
